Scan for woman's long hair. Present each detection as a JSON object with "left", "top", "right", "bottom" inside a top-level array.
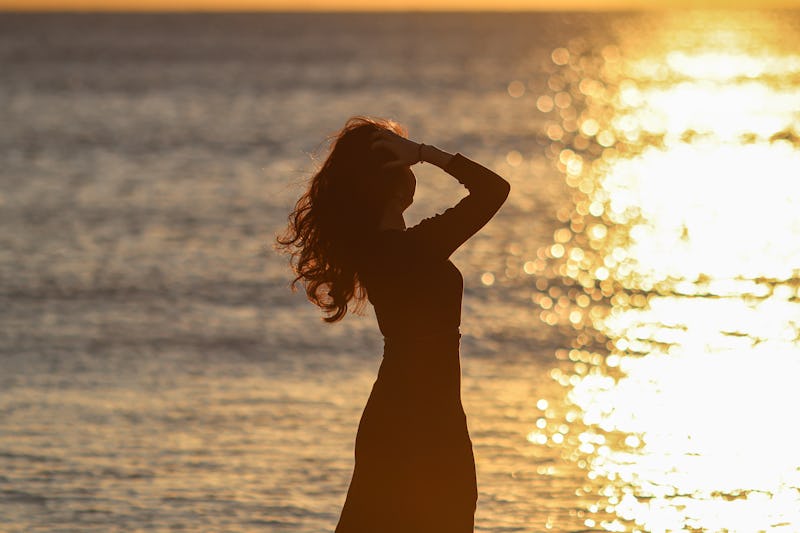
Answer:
[{"left": 276, "top": 116, "right": 407, "bottom": 322}]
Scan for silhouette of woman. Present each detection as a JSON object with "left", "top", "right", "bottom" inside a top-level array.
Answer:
[{"left": 278, "top": 117, "right": 510, "bottom": 532}]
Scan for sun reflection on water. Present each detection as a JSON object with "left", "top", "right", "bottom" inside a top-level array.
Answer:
[{"left": 527, "top": 13, "right": 800, "bottom": 532}]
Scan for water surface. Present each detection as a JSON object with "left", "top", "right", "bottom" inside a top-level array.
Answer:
[{"left": 1, "top": 11, "right": 799, "bottom": 532}]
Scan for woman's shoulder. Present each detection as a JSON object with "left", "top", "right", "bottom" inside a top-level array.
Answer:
[
  {"left": 360, "top": 229, "right": 421, "bottom": 267},
  {"left": 367, "top": 228, "right": 403, "bottom": 246}
]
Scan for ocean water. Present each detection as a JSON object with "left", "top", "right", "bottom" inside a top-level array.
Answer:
[{"left": 1, "top": 11, "right": 800, "bottom": 532}]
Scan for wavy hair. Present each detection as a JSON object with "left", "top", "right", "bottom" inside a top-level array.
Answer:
[{"left": 276, "top": 116, "right": 408, "bottom": 322}]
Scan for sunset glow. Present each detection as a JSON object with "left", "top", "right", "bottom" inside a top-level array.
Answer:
[{"left": 1, "top": 0, "right": 798, "bottom": 10}]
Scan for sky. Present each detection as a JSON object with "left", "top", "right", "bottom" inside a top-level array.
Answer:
[{"left": 1, "top": 0, "right": 798, "bottom": 11}]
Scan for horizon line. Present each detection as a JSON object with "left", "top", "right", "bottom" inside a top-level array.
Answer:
[{"left": 1, "top": 5, "right": 798, "bottom": 11}]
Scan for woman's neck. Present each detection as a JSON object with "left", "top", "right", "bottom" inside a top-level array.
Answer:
[{"left": 379, "top": 210, "right": 406, "bottom": 231}]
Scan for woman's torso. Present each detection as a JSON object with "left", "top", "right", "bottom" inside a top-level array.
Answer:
[{"left": 361, "top": 229, "right": 464, "bottom": 339}]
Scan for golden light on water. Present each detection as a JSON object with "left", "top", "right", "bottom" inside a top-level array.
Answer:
[{"left": 526, "top": 12, "right": 800, "bottom": 532}]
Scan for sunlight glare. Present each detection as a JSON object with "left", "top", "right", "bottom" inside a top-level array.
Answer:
[{"left": 529, "top": 14, "right": 800, "bottom": 532}]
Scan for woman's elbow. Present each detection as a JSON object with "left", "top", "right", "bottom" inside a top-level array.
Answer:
[{"left": 498, "top": 179, "right": 511, "bottom": 203}]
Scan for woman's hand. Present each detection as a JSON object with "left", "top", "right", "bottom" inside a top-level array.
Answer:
[{"left": 370, "top": 130, "right": 421, "bottom": 170}]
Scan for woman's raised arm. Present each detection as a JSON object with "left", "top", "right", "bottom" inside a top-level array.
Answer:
[
  {"left": 405, "top": 149, "right": 510, "bottom": 260},
  {"left": 371, "top": 129, "right": 510, "bottom": 260}
]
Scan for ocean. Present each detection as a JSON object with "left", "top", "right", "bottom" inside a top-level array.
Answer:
[{"left": 1, "top": 11, "right": 799, "bottom": 532}]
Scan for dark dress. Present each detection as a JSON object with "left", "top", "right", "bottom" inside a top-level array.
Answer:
[{"left": 335, "top": 154, "right": 510, "bottom": 533}]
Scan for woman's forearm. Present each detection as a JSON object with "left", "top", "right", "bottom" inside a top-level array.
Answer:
[
  {"left": 419, "top": 143, "right": 454, "bottom": 169},
  {"left": 420, "top": 144, "right": 510, "bottom": 204}
]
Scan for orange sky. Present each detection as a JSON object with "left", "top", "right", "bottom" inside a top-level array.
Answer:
[{"left": 0, "top": 0, "right": 797, "bottom": 10}]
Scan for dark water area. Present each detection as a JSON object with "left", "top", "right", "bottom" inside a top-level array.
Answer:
[
  {"left": 1, "top": 12, "right": 592, "bottom": 366},
  {"left": 2, "top": 11, "right": 799, "bottom": 532}
]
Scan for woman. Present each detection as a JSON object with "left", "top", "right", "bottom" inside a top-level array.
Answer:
[{"left": 278, "top": 117, "right": 510, "bottom": 532}]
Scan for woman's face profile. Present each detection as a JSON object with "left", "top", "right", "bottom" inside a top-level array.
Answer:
[{"left": 396, "top": 166, "right": 416, "bottom": 212}]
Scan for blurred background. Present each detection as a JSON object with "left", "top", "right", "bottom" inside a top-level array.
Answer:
[{"left": 1, "top": 5, "right": 799, "bottom": 532}]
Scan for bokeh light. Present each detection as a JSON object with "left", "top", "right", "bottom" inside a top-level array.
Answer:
[{"left": 526, "top": 11, "right": 800, "bottom": 532}]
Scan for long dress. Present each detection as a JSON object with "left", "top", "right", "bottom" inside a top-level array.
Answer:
[{"left": 335, "top": 153, "right": 510, "bottom": 533}]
